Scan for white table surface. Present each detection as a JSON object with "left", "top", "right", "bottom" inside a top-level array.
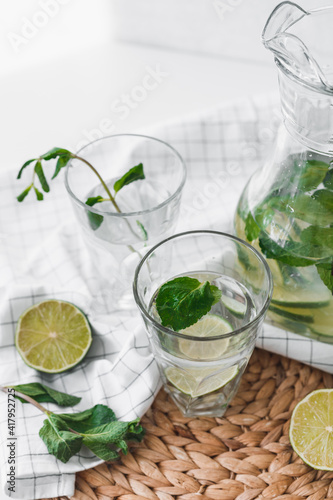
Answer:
[{"left": 2, "top": 39, "right": 276, "bottom": 174}]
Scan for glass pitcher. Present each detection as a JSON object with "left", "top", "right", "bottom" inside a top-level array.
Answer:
[{"left": 235, "top": 2, "right": 333, "bottom": 342}]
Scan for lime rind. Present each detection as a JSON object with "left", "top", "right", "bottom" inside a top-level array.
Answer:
[
  {"left": 290, "top": 389, "right": 333, "bottom": 471},
  {"left": 221, "top": 296, "right": 246, "bottom": 318},
  {"left": 15, "top": 299, "right": 92, "bottom": 374}
]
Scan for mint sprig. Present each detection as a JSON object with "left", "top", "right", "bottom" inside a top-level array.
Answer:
[
  {"left": 17, "top": 148, "right": 147, "bottom": 240},
  {"left": 0, "top": 384, "right": 144, "bottom": 464},
  {"left": 83, "top": 163, "right": 145, "bottom": 231},
  {"left": 155, "top": 276, "right": 222, "bottom": 331}
]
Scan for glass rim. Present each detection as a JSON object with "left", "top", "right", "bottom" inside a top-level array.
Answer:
[
  {"left": 133, "top": 230, "right": 274, "bottom": 341},
  {"left": 64, "top": 133, "right": 187, "bottom": 218}
]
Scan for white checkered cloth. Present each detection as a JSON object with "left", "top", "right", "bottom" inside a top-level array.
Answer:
[{"left": 1, "top": 94, "right": 333, "bottom": 500}]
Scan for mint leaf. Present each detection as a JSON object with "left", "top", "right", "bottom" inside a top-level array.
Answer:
[
  {"left": 316, "top": 264, "right": 333, "bottom": 293},
  {"left": 17, "top": 184, "right": 33, "bottom": 202},
  {"left": 237, "top": 243, "right": 256, "bottom": 271},
  {"left": 34, "top": 186, "right": 44, "bottom": 201},
  {"left": 301, "top": 226, "right": 333, "bottom": 252},
  {"left": 59, "top": 404, "right": 116, "bottom": 433},
  {"left": 17, "top": 159, "right": 36, "bottom": 179},
  {"left": 39, "top": 413, "right": 83, "bottom": 463},
  {"left": 259, "top": 232, "right": 313, "bottom": 267},
  {"left": 40, "top": 147, "right": 72, "bottom": 161},
  {"left": 82, "top": 419, "right": 142, "bottom": 460},
  {"left": 275, "top": 194, "right": 333, "bottom": 226},
  {"left": 155, "top": 277, "right": 222, "bottom": 331},
  {"left": 85, "top": 196, "right": 104, "bottom": 207},
  {"left": 83, "top": 440, "right": 119, "bottom": 461},
  {"left": 85, "top": 196, "right": 104, "bottom": 230},
  {"left": 296, "top": 160, "right": 329, "bottom": 191},
  {"left": 245, "top": 213, "right": 260, "bottom": 242},
  {"left": 10, "top": 383, "right": 81, "bottom": 406},
  {"left": 324, "top": 168, "right": 333, "bottom": 190},
  {"left": 34, "top": 161, "right": 50, "bottom": 193},
  {"left": 51, "top": 154, "right": 72, "bottom": 179},
  {"left": 312, "top": 189, "right": 333, "bottom": 211},
  {"left": 114, "top": 163, "right": 145, "bottom": 194}
]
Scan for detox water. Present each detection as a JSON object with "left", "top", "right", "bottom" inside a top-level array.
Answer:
[
  {"left": 149, "top": 271, "right": 257, "bottom": 417},
  {"left": 235, "top": 185, "right": 333, "bottom": 342}
]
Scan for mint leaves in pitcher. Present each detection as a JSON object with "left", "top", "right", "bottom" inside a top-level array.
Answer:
[{"left": 235, "top": 157, "right": 333, "bottom": 339}]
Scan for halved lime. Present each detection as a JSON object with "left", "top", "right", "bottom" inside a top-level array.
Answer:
[
  {"left": 165, "top": 365, "right": 238, "bottom": 398},
  {"left": 221, "top": 296, "right": 246, "bottom": 318},
  {"left": 290, "top": 389, "right": 333, "bottom": 470},
  {"left": 179, "top": 314, "right": 232, "bottom": 360},
  {"left": 15, "top": 300, "right": 92, "bottom": 373}
]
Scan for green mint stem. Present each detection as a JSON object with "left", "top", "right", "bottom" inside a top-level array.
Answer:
[
  {"left": 74, "top": 154, "right": 139, "bottom": 253},
  {"left": 74, "top": 155, "right": 121, "bottom": 214},
  {"left": 1, "top": 386, "right": 48, "bottom": 414},
  {"left": 1, "top": 386, "right": 82, "bottom": 436}
]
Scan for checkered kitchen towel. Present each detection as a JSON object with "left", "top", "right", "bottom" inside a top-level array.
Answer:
[{"left": 1, "top": 93, "right": 333, "bottom": 500}]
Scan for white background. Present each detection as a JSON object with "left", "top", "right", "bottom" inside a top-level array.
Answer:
[{"left": 0, "top": 0, "right": 327, "bottom": 172}]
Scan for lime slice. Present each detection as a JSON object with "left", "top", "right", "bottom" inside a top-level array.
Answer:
[
  {"left": 308, "top": 305, "right": 333, "bottom": 337},
  {"left": 179, "top": 314, "right": 232, "bottom": 360},
  {"left": 269, "top": 303, "right": 333, "bottom": 337},
  {"left": 15, "top": 300, "right": 92, "bottom": 373},
  {"left": 290, "top": 389, "right": 333, "bottom": 471},
  {"left": 271, "top": 285, "right": 331, "bottom": 309},
  {"left": 166, "top": 365, "right": 238, "bottom": 397},
  {"left": 268, "top": 304, "right": 314, "bottom": 324},
  {"left": 221, "top": 296, "right": 246, "bottom": 318}
]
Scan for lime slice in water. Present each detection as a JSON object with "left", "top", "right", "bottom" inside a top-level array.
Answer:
[
  {"left": 271, "top": 286, "right": 331, "bottom": 309},
  {"left": 221, "top": 296, "right": 247, "bottom": 318},
  {"left": 165, "top": 365, "right": 238, "bottom": 398},
  {"left": 179, "top": 314, "right": 232, "bottom": 359},
  {"left": 290, "top": 389, "right": 333, "bottom": 471},
  {"left": 15, "top": 300, "right": 92, "bottom": 373}
]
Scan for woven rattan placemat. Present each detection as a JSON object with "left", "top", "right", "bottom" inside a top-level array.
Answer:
[{"left": 44, "top": 348, "right": 333, "bottom": 500}]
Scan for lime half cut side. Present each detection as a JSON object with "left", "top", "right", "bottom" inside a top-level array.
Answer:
[
  {"left": 15, "top": 300, "right": 92, "bottom": 373},
  {"left": 166, "top": 365, "right": 238, "bottom": 398},
  {"left": 290, "top": 389, "right": 333, "bottom": 471}
]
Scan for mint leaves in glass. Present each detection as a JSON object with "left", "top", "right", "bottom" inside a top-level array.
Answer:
[
  {"left": 17, "top": 135, "right": 186, "bottom": 310},
  {"left": 133, "top": 231, "right": 272, "bottom": 417},
  {"left": 235, "top": 3, "right": 333, "bottom": 341}
]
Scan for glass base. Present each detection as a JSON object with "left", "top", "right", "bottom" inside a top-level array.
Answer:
[{"left": 163, "top": 368, "right": 244, "bottom": 418}]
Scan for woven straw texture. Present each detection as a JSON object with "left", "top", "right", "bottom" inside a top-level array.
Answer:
[{"left": 44, "top": 348, "right": 333, "bottom": 500}]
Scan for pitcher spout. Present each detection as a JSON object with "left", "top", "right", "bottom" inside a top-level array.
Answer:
[{"left": 262, "top": 1, "right": 333, "bottom": 93}]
